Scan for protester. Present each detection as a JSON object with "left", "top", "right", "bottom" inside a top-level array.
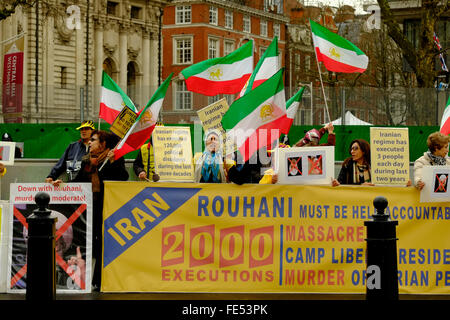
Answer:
[
  {"left": 294, "top": 122, "right": 335, "bottom": 147},
  {"left": 72, "top": 130, "right": 129, "bottom": 291},
  {"left": 133, "top": 138, "right": 160, "bottom": 182},
  {"left": 0, "top": 163, "right": 6, "bottom": 177},
  {"left": 45, "top": 120, "right": 95, "bottom": 184},
  {"left": 414, "top": 131, "right": 450, "bottom": 190},
  {"left": 194, "top": 130, "right": 227, "bottom": 183},
  {"left": 259, "top": 138, "right": 291, "bottom": 184},
  {"left": 2, "top": 132, "right": 22, "bottom": 158},
  {"left": 226, "top": 146, "right": 269, "bottom": 185},
  {"left": 332, "top": 139, "right": 374, "bottom": 186}
]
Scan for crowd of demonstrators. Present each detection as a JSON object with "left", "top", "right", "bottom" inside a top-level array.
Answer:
[
  {"left": 194, "top": 130, "right": 227, "bottom": 183},
  {"left": 133, "top": 138, "right": 160, "bottom": 182},
  {"left": 414, "top": 131, "right": 450, "bottom": 190},
  {"left": 332, "top": 139, "right": 374, "bottom": 186},
  {"left": 45, "top": 120, "right": 95, "bottom": 184},
  {"left": 72, "top": 129, "right": 129, "bottom": 291}
]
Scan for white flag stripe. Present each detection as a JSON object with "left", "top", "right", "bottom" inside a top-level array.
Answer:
[
  {"left": 101, "top": 87, "right": 126, "bottom": 112},
  {"left": 193, "top": 56, "right": 253, "bottom": 81},
  {"left": 312, "top": 34, "right": 368, "bottom": 69},
  {"left": 287, "top": 101, "right": 300, "bottom": 119},
  {"left": 227, "top": 90, "right": 286, "bottom": 142},
  {"left": 253, "top": 56, "right": 280, "bottom": 80}
]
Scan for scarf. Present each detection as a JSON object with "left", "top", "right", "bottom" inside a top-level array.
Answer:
[
  {"left": 353, "top": 162, "right": 371, "bottom": 184},
  {"left": 201, "top": 151, "right": 221, "bottom": 183},
  {"left": 84, "top": 148, "right": 110, "bottom": 192},
  {"left": 427, "top": 151, "right": 447, "bottom": 166}
]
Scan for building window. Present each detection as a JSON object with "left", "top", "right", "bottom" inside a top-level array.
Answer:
[
  {"left": 209, "top": 6, "right": 218, "bottom": 25},
  {"left": 305, "top": 55, "right": 311, "bottom": 71},
  {"left": 295, "top": 53, "right": 300, "bottom": 71},
  {"left": 175, "top": 80, "right": 192, "bottom": 110},
  {"left": 243, "top": 15, "right": 251, "bottom": 33},
  {"left": 131, "top": 6, "right": 141, "bottom": 19},
  {"left": 209, "top": 38, "right": 219, "bottom": 59},
  {"left": 273, "top": 23, "right": 280, "bottom": 39},
  {"left": 176, "top": 5, "right": 191, "bottom": 24},
  {"left": 106, "top": 1, "right": 118, "bottom": 15},
  {"left": 208, "top": 95, "right": 221, "bottom": 105},
  {"left": 259, "top": 46, "right": 267, "bottom": 59},
  {"left": 260, "top": 20, "right": 267, "bottom": 37},
  {"left": 225, "top": 10, "right": 233, "bottom": 29},
  {"left": 60, "top": 66, "right": 67, "bottom": 88},
  {"left": 224, "top": 40, "right": 235, "bottom": 56},
  {"left": 174, "top": 37, "right": 192, "bottom": 64}
]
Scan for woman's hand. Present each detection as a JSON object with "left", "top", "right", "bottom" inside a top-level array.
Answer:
[
  {"left": 331, "top": 178, "right": 340, "bottom": 187},
  {"left": 362, "top": 182, "right": 375, "bottom": 186},
  {"left": 52, "top": 179, "right": 63, "bottom": 187}
]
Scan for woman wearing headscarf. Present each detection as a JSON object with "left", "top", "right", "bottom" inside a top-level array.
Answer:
[
  {"left": 332, "top": 139, "right": 374, "bottom": 186},
  {"left": 73, "top": 129, "right": 128, "bottom": 290},
  {"left": 414, "top": 131, "right": 450, "bottom": 190},
  {"left": 194, "top": 130, "right": 227, "bottom": 183}
]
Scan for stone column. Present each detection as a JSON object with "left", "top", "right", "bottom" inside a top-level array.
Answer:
[
  {"left": 142, "top": 26, "right": 151, "bottom": 99},
  {"left": 94, "top": 18, "right": 104, "bottom": 115},
  {"left": 119, "top": 23, "right": 128, "bottom": 91},
  {"left": 149, "top": 30, "right": 159, "bottom": 95}
]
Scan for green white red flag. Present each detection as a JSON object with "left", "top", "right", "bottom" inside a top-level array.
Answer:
[
  {"left": 99, "top": 71, "right": 137, "bottom": 124},
  {"left": 114, "top": 73, "right": 173, "bottom": 160},
  {"left": 222, "top": 68, "right": 286, "bottom": 162},
  {"left": 280, "top": 87, "right": 305, "bottom": 134},
  {"left": 181, "top": 41, "right": 253, "bottom": 96},
  {"left": 310, "top": 19, "right": 368, "bottom": 73},
  {"left": 237, "top": 37, "right": 280, "bottom": 99},
  {"left": 440, "top": 95, "right": 450, "bottom": 135}
]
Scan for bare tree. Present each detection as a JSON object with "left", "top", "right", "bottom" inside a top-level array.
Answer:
[
  {"left": 0, "top": 0, "right": 35, "bottom": 20},
  {"left": 377, "top": 0, "right": 449, "bottom": 88}
]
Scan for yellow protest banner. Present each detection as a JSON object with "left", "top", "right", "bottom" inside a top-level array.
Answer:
[
  {"left": 197, "top": 98, "right": 234, "bottom": 154},
  {"left": 152, "top": 126, "right": 194, "bottom": 182},
  {"left": 102, "top": 182, "right": 450, "bottom": 294},
  {"left": 109, "top": 106, "right": 138, "bottom": 139},
  {"left": 370, "top": 127, "right": 409, "bottom": 185}
]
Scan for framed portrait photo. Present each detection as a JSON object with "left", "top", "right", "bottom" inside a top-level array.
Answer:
[
  {"left": 275, "top": 146, "right": 335, "bottom": 185},
  {"left": 419, "top": 166, "right": 450, "bottom": 203},
  {"left": 0, "top": 142, "right": 16, "bottom": 165}
]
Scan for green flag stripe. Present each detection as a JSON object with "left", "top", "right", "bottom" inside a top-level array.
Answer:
[
  {"left": 181, "top": 41, "right": 253, "bottom": 78},
  {"left": 222, "top": 68, "right": 284, "bottom": 129},
  {"left": 286, "top": 87, "right": 305, "bottom": 109},
  {"left": 102, "top": 71, "right": 136, "bottom": 110},
  {"left": 310, "top": 19, "right": 364, "bottom": 55},
  {"left": 136, "top": 73, "right": 173, "bottom": 122}
]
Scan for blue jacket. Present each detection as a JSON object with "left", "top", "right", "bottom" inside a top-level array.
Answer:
[{"left": 47, "top": 140, "right": 89, "bottom": 181}]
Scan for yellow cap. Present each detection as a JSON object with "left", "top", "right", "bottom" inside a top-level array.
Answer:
[{"left": 76, "top": 120, "right": 95, "bottom": 130}]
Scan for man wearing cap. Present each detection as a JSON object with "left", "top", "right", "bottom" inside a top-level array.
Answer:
[
  {"left": 294, "top": 122, "right": 335, "bottom": 147},
  {"left": 45, "top": 120, "right": 95, "bottom": 184}
]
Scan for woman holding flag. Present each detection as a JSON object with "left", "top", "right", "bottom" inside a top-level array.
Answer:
[{"left": 73, "top": 129, "right": 128, "bottom": 290}]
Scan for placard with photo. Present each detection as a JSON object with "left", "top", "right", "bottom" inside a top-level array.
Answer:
[
  {"left": 0, "top": 141, "right": 16, "bottom": 165},
  {"left": 276, "top": 146, "right": 335, "bottom": 185},
  {"left": 419, "top": 166, "right": 450, "bottom": 203}
]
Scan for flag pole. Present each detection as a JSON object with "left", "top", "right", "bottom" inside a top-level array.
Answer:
[{"left": 310, "top": 23, "right": 331, "bottom": 123}]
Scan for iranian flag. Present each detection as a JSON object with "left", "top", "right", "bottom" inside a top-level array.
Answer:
[
  {"left": 99, "top": 71, "right": 137, "bottom": 124},
  {"left": 310, "top": 19, "right": 368, "bottom": 73},
  {"left": 281, "top": 87, "right": 305, "bottom": 134},
  {"left": 440, "top": 95, "right": 450, "bottom": 135},
  {"left": 114, "top": 73, "right": 173, "bottom": 160},
  {"left": 222, "top": 68, "right": 286, "bottom": 162},
  {"left": 181, "top": 40, "right": 253, "bottom": 96},
  {"left": 237, "top": 37, "right": 280, "bottom": 99}
]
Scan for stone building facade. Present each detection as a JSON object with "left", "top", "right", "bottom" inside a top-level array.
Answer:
[{"left": 0, "top": 0, "right": 168, "bottom": 123}]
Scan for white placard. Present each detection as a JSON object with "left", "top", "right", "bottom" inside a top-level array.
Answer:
[
  {"left": 7, "top": 183, "right": 93, "bottom": 293},
  {"left": 0, "top": 142, "right": 16, "bottom": 165},
  {"left": 419, "top": 166, "right": 450, "bottom": 203},
  {"left": 276, "top": 146, "right": 335, "bottom": 185}
]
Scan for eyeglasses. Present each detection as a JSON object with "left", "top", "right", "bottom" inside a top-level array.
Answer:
[
  {"left": 351, "top": 146, "right": 360, "bottom": 151},
  {"left": 90, "top": 138, "right": 99, "bottom": 142}
]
